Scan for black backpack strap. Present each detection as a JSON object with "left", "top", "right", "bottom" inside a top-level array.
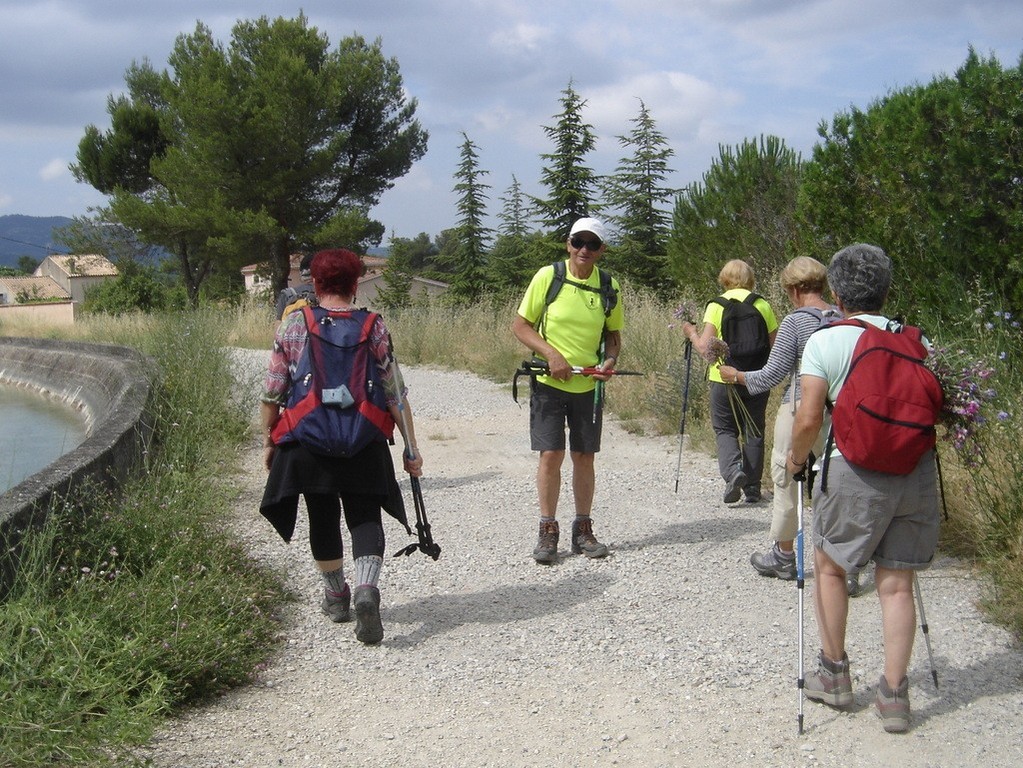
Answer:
[
  {"left": 597, "top": 268, "right": 618, "bottom": 317},
  {"left": 535, "top": 261, "right": 567, "bottom": 339}
]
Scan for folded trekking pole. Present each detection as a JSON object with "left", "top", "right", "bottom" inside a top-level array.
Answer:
[
  {"left": 512, "top": 360, "right": 644, "bottom": 403},
  {"left": 674, "top": 340, "right": 693, "bottom": 493},
  {"left": 391, "top": 402, "right": 441, "bottom": 561}
]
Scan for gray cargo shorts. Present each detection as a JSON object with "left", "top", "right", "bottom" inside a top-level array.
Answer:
[{"left": 812, "top": 450, "right": 940, "bottom": 573}]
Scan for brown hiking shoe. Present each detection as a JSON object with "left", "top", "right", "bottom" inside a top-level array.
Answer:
[
  {"left": 571, "top": 517, "right": 608, "bottom": 558},
  {"left": 804, "top": 651, "right": 853, "bottom": 707},
  {"left": 876, "top": 675, "right": 911, "bottom": 733},
  {"left": 533, "top": 519, "right": 559, "bottom": 564}
]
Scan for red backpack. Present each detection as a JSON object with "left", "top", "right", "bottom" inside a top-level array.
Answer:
[{"left": 821, "top": 318, "right": 943, "bottom": 488}]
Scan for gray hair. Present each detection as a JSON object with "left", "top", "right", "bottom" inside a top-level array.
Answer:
[{"left": 827, "top": 243, "right": 891, "bottom": 312}]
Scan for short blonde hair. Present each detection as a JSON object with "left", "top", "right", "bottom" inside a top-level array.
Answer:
[
  {"left": 718, "top": 259, "right": 755, "bottom": 290},
  {"left": 779, "top": 256, "right": 827, "bottom": 294}
]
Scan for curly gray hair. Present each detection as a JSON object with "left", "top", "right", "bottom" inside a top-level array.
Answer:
[{"left": 827, "top": 243, "right": 891, "bottom": 312}]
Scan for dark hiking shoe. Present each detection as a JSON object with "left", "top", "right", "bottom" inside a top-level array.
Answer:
[
  {"left": 353, "top": 585, "right": 383, "bottom": 645},
  {"left": 533, "top": 519, "right": 559, "bottom": 564},
  {"left": 847, "top": 572, "right": 861, "bottom": 597},
  {"left": 723, "top": 471, "right": 748, "bottom": 503},
  {"left": 751, "top": 544, "right": 796, "bottom": 580},
  {"left": 744, "top": 490, "right": 762, "bottom": 503},
  {"left": 876, "top": 675, "right": 911, "bottom": 733},
  {"left": 320, "top": 584, "right": 352, "bottom": 623},
  {"left": 804, "top": 651, "right": 853, "bottom": 707},
  {"left": 571, "top": 517, "right": 608, "bottom": 558}
]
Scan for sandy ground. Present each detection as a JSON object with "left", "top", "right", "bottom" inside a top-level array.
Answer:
[{"left": 139, "top": 363, "right": 1023, "bottom": 768}]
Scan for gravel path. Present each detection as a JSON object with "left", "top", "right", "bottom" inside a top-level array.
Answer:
[{"left": 141, "top": 351, "right": 1023, "bottom": 767}]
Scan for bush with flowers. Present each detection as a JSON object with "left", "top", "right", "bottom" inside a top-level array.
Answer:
[{"left": 926, "top": 347, "right": 1005, "bottom": 468}]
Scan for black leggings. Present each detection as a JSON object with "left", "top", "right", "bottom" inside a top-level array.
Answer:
[{"left": 304, "top": 492, "right": 385, "bottom": 562}]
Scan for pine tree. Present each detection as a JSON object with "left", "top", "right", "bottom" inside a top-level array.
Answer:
[
  {"left": 531, "top": 81, "right": 599, "bottom": 241},
  {"left": 602, "top": 100, "right": 678, "bottom": 291},
  {"left": 440, "top": 133, "right": 491, "bottom": 303},
  {"left": 375, "top": 234, "right": 415, "bottom": 311},
  {"left": 489, "top": 175, "right": 537, "bottom": 294}
]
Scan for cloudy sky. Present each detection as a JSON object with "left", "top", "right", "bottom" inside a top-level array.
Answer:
[{"left": 2, "top": 0, "right": 1022, "bottom": 242}]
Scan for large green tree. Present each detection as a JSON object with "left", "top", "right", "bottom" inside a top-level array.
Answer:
[
  {"left": 798, "top": 48, "right": 1023, "bottom": 315},
  {"left": 602, "top": 100, "right": 678, "bottom": 293},
  {"left": 667, "top": 135, "right": 802, "bottom": 293},
  {"left": 74, "top": 14, "right": 427, "bottom": 305},
  {"left": 531, "top": 81, "right": 600, "bottom": 245}
]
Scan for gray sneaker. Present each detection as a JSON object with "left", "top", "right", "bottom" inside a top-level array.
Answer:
[
  {"left": 320, "top": 585, "right": 352, "bottom": 623},
  {"left": 723, "top": 471, "right": 748, "bottom": 503},
  {"left": 571, "top": 517, "right": 608, "bottom": 558},
  {"left": 353, "top": 585, "right": 383, "bottom": 645},
  {"left": 876, "top": 675, "right": 911, "bottom": 733},
  {"left": 533, "top": 519, "right": 559, "bottom": 565},
  {"left": 751, "top": 544, "right": 796, "bottom": 580},
  {"left": 804, "top": 651, "right": 853, "bottom": 707}
]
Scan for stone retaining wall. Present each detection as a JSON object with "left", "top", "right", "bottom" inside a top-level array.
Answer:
[{"left": 0, "top": 337, "right": 152, "bottom": 595}]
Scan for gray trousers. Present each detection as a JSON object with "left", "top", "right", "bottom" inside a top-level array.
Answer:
[{"left": 709, "top": 381, "right": 770, "bottom": 494}]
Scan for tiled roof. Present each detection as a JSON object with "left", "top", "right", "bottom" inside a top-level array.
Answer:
[
  {"left": 44, "top": 254, "right": 118, "bottom": 277},
  {"left": 0, "top": 276, "right": 71, "bottom": 301}
]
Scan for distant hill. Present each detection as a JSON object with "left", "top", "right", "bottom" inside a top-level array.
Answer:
[{"left": 0, "top": 215, "right": 72, "bottom": 268}]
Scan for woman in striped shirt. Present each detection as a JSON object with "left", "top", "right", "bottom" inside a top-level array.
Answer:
[{"left": 719, "top": 257, "right": 839, "bottom": 582}]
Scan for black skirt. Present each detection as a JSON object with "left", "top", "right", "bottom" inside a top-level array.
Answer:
[{"left": 259, "top": 440, "right": 409, "bottom": 542}]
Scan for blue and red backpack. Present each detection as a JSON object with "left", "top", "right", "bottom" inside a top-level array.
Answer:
[{"left": 271, "top": 305, "right": 395, "bottom": 457}]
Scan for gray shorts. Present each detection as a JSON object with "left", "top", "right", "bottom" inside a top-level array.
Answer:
[
  {"left": 812, "top": 451, "right": 940, "bottom": 573},
  {"left": 529, "top": 381, "right": 602, "bottom": 453}
]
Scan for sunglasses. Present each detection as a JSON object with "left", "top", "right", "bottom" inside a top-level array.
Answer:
[{"left": 570, "top": 235, "right": 602, "bottom": 252}]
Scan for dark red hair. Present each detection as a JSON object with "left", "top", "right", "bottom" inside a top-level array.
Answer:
[{"left": 310, "top": 249, "right": 363, "bottom": 297}]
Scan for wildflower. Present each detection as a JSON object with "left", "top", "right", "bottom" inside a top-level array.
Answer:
[
  {"left": 704, "top": 337, "right": 729, "bottom": 364},
  {"left": 927, "top": 348, "right": 1001, "bottom": 467}
]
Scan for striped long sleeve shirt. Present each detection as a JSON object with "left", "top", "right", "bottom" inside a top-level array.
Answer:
[{"left": 743, "top": 306, "right": 840, "bottom": 403}]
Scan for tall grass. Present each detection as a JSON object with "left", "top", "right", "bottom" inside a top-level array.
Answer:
[
  {"left": 2, "top": 283, "right": 1018, "bottom": 763},
  {"left": 1, "top": 309, "right": 288, "bottom": 766}
]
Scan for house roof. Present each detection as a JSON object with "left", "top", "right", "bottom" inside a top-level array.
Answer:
[
  {"left": 0, "top": 276, "right": 71, "bottom": 301},
  {"left": 43, "top": 254, "right": 118, "bottom": 278}
]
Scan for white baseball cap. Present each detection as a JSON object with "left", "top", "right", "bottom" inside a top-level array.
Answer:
[{"left": 569, "top": 217, "right": 607, "bottom": 243}]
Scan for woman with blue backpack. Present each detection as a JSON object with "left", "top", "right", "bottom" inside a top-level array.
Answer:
[{"left": 259, "top": 248, "right": 423, "bottom": 646}]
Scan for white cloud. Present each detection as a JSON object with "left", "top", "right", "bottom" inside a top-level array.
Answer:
[{"left": 39, "top": 159, "right": 70, "bottom": 182}]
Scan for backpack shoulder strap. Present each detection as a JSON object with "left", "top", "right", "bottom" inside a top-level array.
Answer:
[
  {"left": 742, "top": 292, "right": 763, "bottom": 306},
  {"left": 544, "top": 261, "right": 567, "bottom": 307},
  {"left": 596, "top": 266, "right": 618, "bottom": 318}
]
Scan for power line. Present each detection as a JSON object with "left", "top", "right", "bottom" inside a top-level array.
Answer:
[{"left": 0, "top": 235, "right": 69, "bottom": 254}]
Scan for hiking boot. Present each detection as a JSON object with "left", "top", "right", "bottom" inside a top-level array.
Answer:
[
  {"left": 804, "top": 651, "right": 853, "bottom": 707},
  {"left": 744, "top": 490, "right": 762, "bottom": 503},
  {"left": 353, "top": 585, "right": 383, "bottom": 645},
  {"left": 847, "top": 572, "right": 861, "bottom": 597},
  {"left": 571, "top": 517, "right": 609, "bottom": 558},
  {"left": 723, "top": 470, "right": 748, "bottom": 503},
  {"left": 533, "top": 519, "right": 559, "bottom": 565},
  {"left": 875, "top": 675, "right": 911, "bottom": 733},
  {"left": 751, "top": 544, "right": 796, "bottom": 580},
  {"left": 320, "top": 584, "right": 351, "bottom": 623}
]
